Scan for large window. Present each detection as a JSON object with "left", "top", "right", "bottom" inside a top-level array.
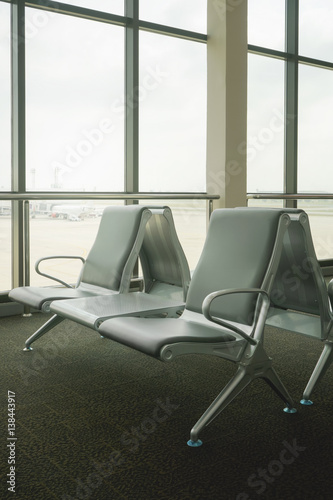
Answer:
[
  {"left": 299, "top": 0, "right": 333, "bottom": 63},
  {"left": 139, "top": 0, "right": 207, "bottom": 33},
  {"left": 0, "top": 3, "right": 11, "bottom": 291},
  {"left": 247, "top": 0, "right": 333, "bottom": 261},
  {"left": 298, "top": 64, "right": 333, "bottom": 193},
  {"left": 248, "top": 0, "right": 285, "bottom": 51},
  {"left": 0, "top": 1, "right": 208, "bottom": 293},
  {"left": 0, "top": 2, "right": 11, "bottom": 192},
  {"left": 247, "top": 0, "right": 286, "bottom": 194},
  {"left": 247, "top": 54, "right": 284, "bottom": 193},
  {"left": 0, "top": 202, "right": 11, "bottom": 291},
  {"left": 139, "top": 32, "right": 206, "bottom": 192},
  {"left": 25, "top": 9, "right": 124, "bottom": 192}
]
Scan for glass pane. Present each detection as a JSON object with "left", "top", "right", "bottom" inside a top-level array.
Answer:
[
  {"left": 0, "top": 2, "right": 11, "bottom": 191},
  {"left": 299, "top": 0, "right": 333, "bottom": 63},
  {"left": 0, "top": 202, "right": 11, "bottom": 291},
  {"left": 248, "top": 0, "right": 285, "bottom": 51},
  {"left": 25, "top": 9, "right": 124, "bottom": 192},
  {"left": 139, "top": 32, "right": 206, "bottom": 192},
  {"left": 298, "top": 65, "right": 333, "bottom": 192},
  {"left": 298, "top": 201, "right": 333, "bottom": 260},
  {"left": 140, "top": 0, "right": 206, "bottom": 33},
  {"left": 55, "top": 1, "right": 124, "bottom": 15},
  {"left": 247, "top": 54, "right": 285, "bottom": 193},
  {"left": 29, "top": 201, "right": 123, "bottom": 286},
  {"left": 139, "top": 200, "right": 206, "bottom": 272},
  {"left": 247, "top": 199, "right": 284, "bottom": 208}
]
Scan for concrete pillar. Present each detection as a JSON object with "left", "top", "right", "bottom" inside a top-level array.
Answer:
[{"left": 206, "top": 0, "right": 248, "bottom": 210}]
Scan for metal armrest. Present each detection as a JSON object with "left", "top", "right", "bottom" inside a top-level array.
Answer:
[
  {"left": 35, "top": 255, "right": 86, "bottom": 288},
  {"left": 202, "top": 288, "right": 270, "bottom": 346}
]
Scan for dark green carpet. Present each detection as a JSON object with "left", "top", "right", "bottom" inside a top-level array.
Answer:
[{"left": 1, "top": 313, "right": 333, "bottom": 500}]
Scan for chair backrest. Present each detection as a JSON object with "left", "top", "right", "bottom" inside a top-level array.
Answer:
[
  {"left": 185, "top": 208, "right": 294, "bottom": 325},
  {"left": 80, "top": 205, "right": 151, "bottom": 292},
  {"left": 269, "top": 211, "right": 332, "bottom": 334},
  {"left": 139, "top": 207, "right": 191, "bottom": 301}
]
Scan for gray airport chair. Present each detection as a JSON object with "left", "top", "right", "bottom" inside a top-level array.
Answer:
[
  {"left": 9, "top": 205, "right": 153, "bottom": 351},
  {"left": 139, "top": 206, "right": 191, "bottom": 301},
  {"left": 49, "top": 206, "right": 191, "bottom": 330},
  {"left": 266, "top": 210, "right": 333, "bottom": 405},
  {"left": 98, "top": 208, "right": 297, "bottom": 447}
]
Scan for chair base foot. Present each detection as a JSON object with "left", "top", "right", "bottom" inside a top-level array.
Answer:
[
  {"left": 187, "top": 439, "right": 203, "bottom": 448},
  {"left": 23, "top": 346, "right": 33, "bottom": 352},
  {"left": 300, "top": 399, "right": 313, "bottom": 406},
  {"left": 283, "top": 406, "right": 297, "bottom": 414}
]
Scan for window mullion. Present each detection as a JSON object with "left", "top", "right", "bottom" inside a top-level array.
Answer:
[
  {"left": 125, "top": 0, "right": 139, "bottom": 196},
  {"left": 284, "top": 0, "right": 299, "bottom": 208},
  {"left": 11, "top": 0, "right": 27, "bottom": 288}
]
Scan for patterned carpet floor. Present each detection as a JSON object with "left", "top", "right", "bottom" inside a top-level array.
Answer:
[{"left": 1, "top": 312, "right": 333, "bottom": 500}]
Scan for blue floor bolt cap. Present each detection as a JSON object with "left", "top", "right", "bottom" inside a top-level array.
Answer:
[
  {"left": 300, "top": 399, "right": 313, "bottom": 406},
  {"left": 187, "top": 439, "right": 203, "bottom": 447},
  {"left": 283, "top": 407, "right": 297, "bottom": 414}
]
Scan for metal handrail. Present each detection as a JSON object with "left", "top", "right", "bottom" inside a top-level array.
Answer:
[
  {"left": 0, "top": 192, "right": 219, "bottom": 200},
  {"left": 247, "top": 193, "right": 333, "bottom": 200}
]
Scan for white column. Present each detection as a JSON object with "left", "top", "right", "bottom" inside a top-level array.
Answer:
[{"left": 206, "top": 0, "right": 248, "bottom": 210}]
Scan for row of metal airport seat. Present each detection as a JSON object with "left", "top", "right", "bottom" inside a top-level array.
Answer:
[
  {"left": 9, "top": 205, "right": 333, "bottom": 447},
  {"left": 11, "top": 205, "right": 191, "bottom": 344}
]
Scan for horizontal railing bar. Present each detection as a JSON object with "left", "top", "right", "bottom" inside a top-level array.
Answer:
[
  {"left": 247, "top": 193, "right": 333, "bottom": 200},
  {"left": 0, "top": 192, "right": 219, "bottom": 201}
]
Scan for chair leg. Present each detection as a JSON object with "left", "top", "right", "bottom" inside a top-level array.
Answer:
[
  {"left": 262, "top": 366, "right": 296, "bottom": 413},
  {"left": 301, "top": 341, "right": 333, "bottom": 405},
  {"left": 187, "top": 344, "right": 296, "bottom": 447},
  {"left": 188, "top": 365, "right": 252, "bottom": 446},
  {"left": 24, "top": 314, "right": 65, "bottom": 351}
]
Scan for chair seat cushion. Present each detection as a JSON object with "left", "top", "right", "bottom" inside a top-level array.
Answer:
[
  {"left": 50, "top": 292, "right": 185, "bottom": 329},
  {"left": 8, "top": 285, "right": 115, "bottom": 311},
  {"left": 98, "top": 316, "right": 236, "bottom": 358}
]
